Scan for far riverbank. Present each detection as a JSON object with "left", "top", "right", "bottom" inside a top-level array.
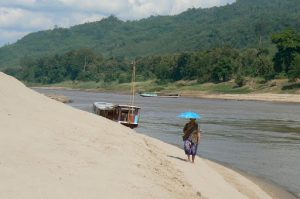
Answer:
[
  {"left": 32, "top": 86, "right": 300, "bottom": 104},
  {"left": 180, "top": 92, "right": 300, "bottom": 103}
]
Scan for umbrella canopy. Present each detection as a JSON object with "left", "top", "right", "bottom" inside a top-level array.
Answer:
[{"left": 177, "top": 111, "right": 202, "bottom": 119}]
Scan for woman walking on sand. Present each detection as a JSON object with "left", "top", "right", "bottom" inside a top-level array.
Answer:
[{"left": 182, "top": 119, "right": 201, "bottom": 163}]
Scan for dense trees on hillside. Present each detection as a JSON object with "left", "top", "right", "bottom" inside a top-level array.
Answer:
[
  {"left": 0, "top": 0, "right": 299, "bottom": 68},
  {"left": 6, "top": 29, "right": 300, "bottom": 86}
]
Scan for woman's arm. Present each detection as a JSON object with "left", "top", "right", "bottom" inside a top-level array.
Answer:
[{"left": 197, "top": 130, "right": 201, "bottom": 144}]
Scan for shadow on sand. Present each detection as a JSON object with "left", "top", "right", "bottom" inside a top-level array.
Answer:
[{"left": 167, "top": 155, "right": 188, "bottom": 162}]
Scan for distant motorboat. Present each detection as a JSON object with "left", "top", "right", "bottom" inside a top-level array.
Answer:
[
  {"left": 140, "top": 92, "right": 180, "bottom": 98},
  {"left": 139, "top": 92, "right": 158, "bottom": 97}
]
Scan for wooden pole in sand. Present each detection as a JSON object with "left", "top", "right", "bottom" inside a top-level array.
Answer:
[{"left": 129, "top": 60, "right": 136, "bottom": 123}]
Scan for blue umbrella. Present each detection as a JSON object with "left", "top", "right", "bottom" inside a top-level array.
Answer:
[{"left": 177, "top": 111, "right": 202, "bottom": 119}]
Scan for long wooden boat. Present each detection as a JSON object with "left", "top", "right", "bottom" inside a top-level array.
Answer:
[
  {"left": 93, "top": 102, "right": 141, "bottom": 129},
  {"left": 158, "top": 93, "right": 180, "bottom": 98}
]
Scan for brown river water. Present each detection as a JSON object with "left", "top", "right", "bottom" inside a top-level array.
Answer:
[{"left": 35, "top": 88, "right": 300, "bottom": 197}]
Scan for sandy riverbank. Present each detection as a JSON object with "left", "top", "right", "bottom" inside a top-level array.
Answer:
[
  {"left": 181, "top": 92, "right": 300, "bottom": 103},
  {"left": 0, "top": 72, "right": 293, "bottom": 199}
]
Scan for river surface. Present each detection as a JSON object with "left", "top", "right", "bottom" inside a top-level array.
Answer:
[{"left": 36, "top": 88, "right": 300, "bottom": 197}]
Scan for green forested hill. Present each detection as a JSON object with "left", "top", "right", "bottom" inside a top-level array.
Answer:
[{"left": 0, "top": 0, "right": 299, "bottom": 68}]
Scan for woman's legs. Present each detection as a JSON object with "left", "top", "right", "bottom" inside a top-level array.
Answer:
[
  {"left": 184, "top": 140, "right": 192, "bottom": 161},
  {"left": 191, "top": 144, "right": 198, "bottom": 163}
]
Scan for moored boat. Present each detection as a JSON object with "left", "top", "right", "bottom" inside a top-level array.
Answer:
[
  {"left": 140, "top": 92, "right": 158, "bottom": 97},
  {"left": 93, "top": 102, "right": 141, "bottom": 129},
  {"left": 140, "top": 92, "right": 180, "bottom": 98},
  {"left": 157, "top": 93, "right": 180, "bottom": 98}
]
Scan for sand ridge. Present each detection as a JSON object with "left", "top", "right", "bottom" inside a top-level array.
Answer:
[{"left": 0, "top": 72, "right": 275, "bottom": 199}]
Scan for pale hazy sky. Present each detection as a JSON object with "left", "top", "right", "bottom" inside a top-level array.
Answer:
[{"left": 0, "top": 0, "right": 235, "bottom": 46}]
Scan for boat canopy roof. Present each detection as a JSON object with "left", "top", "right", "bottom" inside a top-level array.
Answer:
[
  {"left": 94, "top": 102, "right": 140, "bottom": 110},
  {"left": 118, "top": 104, "right": 141, "bottom": 109},
  {"left": 93, "top": 102, "right": 116, "bottom": 110}
]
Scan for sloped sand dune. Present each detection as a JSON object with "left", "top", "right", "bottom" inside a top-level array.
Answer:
[{"left": 0, "top": 72, "right": 274, "bottom": 199}]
